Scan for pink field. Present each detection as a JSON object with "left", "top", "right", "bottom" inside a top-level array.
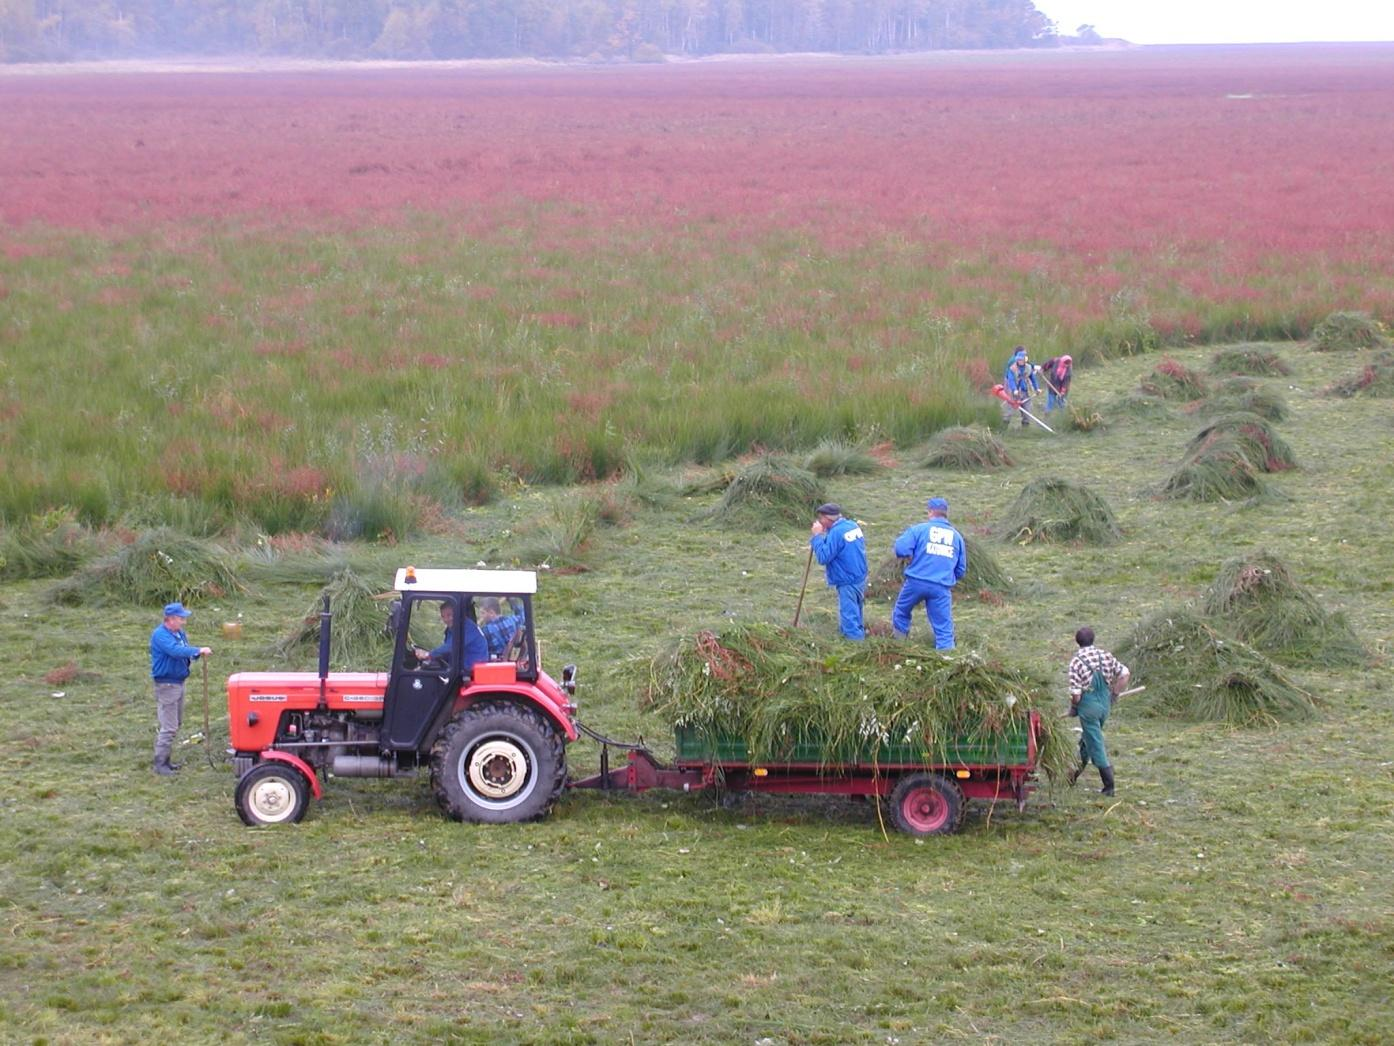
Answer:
[{"left": 4, "top": 44, "right": 1394, "bottom": 267}]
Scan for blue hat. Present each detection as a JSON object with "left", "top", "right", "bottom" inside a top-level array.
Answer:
[
  {"left": 927, "top": 497, "right": 949, "bottom": 512},
  {"left": 163, "top": 602, "right": 191, "bottom": 618},
  {"left": 1013, "top": 348, "right": 1027, "bottom": 360}
]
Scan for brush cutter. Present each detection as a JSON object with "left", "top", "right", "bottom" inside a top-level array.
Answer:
[{"left": 990, "top": 383, "right": 1055, "bottom": 433}]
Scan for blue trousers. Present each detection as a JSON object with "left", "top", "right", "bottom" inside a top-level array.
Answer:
[
  {"left": 892, "top": 579, "right": 955, "bottom": 649},
  {"left": 835, "top": 582, "right": 866, "bottom": 640},
  {"left": 1046, "top": 389, "right": 1068, "bottom": 413}
]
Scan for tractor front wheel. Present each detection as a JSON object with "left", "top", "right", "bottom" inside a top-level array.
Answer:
[
  {"left": 889, "top": 773, "right": 965, "bottom": 837},
  {"left": 235, "top": 761, "right": 311, "bottom": 826},
  {"left": 430, "top": 701, "right": 565, "bottom": 824}
]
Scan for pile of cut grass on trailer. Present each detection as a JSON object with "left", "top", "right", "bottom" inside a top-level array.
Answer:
[
  {"left": 1208, "top": 345, "right": 1292, "bottom": 376},
  {"left": 50, "top": 528, "right": 240, "bottom": 606},
  {"left": 864, "top": 534, "right": 1015, "bottom": 604},
  {"left": 1321, "top": 350, "right": 1394, "bottom": 398},
  {"left": 993, "top": 477, "right": 1121, "bottom": 545},
  {"left": 1201, "top": 551, "right": 1365, "bottom": 666},
  {"left": 640, "top": 622, "right": 1072, "bottom": 780},
  {"left": 803, "top": 439, "right": 883, "bottom": 478},
  {"left": 1138, "top": 358, "right": 1210, "bottom": 401},
  {"left": 271, "top": 568, "right": 393, "bottom": 669},
  {"left": 1184, "top": 413, "right": 1297, "bottom": 473},
  {"left": 920, "top": 427, "right": 1014, "bottom": 470},
  {"left": 1310, "top": 310, "right": 1387, "bottom": 351},
  {"left": 1117, "top": 609, "right": 1315, "bottom": 725},
  {"left": 704, "top": 456, "right": 826, "bottom": 529}
]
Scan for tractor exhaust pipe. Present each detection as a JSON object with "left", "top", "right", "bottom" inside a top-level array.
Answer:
[
  {"left": 317, "top": 594, "right": 331, "bottom": 711},
  {"left": 331, "top": 755, "right": 399, "bottom": 778}
]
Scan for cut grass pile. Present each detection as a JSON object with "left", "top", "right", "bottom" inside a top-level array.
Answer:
[
  {"left": 1116, "top": 609, "right": 1316, "bottom": 725},
  {"left": 239, "top": 541, "right": 350, "bottom": 586},
  {"left": 920, "top": 427, "right": 1014, "bottom": 470},
  {"left": 1105, "top": 390, "right": 1173, "bottom": 420},
  {"left": 49, "top": 528, "right": 240, "bottom": 606},
  {"left": 0, "top": 510, "right": 102, "bottom": 580},
  {"left": 705, "top": 455, "right": 826, "bottom": 529},
  {"left": 1138, "top": 358, "right": 1210, "bottom": 401},
  {"left": 1183, "top": 413, "right": 1297, "bottom": 473},
  {"left": 640, "top": 622, "right": 1073, "bottom": 779},
  {"left": 1208, "top": 345, "right": 1292, "bottom": 376},
  {"left": 513, "top": 499, "right": 602, "bottom": 572},
  {"left": 865, "top": 534, "right": 1015, "bottom": 603},
  {"left": 1191, "top": 385, "right": 1290, "bottom": 422},
  {"left": 1310, "top": 310, "right": 1387, "bottom": 351},
  {"left": 1320, "top": 350, "right": 1394, "bottom": 397},
  {"left": 993, "top": 477, "right": 1122, "bottom": 545},
  {"left": 1201, "top": 551, "right": 1365, "bottom": 666},
  {"left": 803, "top": 439, "right": 883, "bottom": 478},
  {"left": 270, "top": 567, "right": 394, "bottom": 669}
]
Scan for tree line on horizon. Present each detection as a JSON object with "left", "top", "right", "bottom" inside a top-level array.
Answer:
[{"left": 0, "top": 0, "right": 1073, "bottom": 63}]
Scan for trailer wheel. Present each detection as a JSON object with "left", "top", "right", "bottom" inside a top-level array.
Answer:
[
  {"left": 889, "top": 773, "right": 965, "bottom": 837},
  {"left": 235, "top": 762, "right": 310, "bottom": 826},
  {"left": 430, "top": 701, "right": 566, "bottom": 824}
]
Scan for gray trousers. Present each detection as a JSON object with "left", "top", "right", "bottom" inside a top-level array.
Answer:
[{"left": 154, "top": 681, "right": 185, "bottom": 761}]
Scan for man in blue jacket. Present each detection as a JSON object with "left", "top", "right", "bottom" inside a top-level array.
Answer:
[
  {"left": 413, "top": 601, "right": 488, "bottom": 676},
  {"left": 892, "top": 497, "right": 967, "bottom": 649},
  {"left": 810, "top": 503, "right": 868, "bottom": 639},
  {"left": 149, "top": 602, "right": 211, "bottom": 776},
  {"left": 1002, "top": 347, "right": 1040, "bottom": 430}
]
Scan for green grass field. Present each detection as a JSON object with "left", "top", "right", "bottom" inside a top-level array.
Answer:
[{"left": 2, "top": 341, "right": 1391, "bottom": 1042}]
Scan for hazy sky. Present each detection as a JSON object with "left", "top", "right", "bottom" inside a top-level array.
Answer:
[{"left": 1037, "top": 1, "right": 1394, "bottom": 44}]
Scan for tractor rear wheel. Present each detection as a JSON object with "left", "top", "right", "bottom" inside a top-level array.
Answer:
[
  {"left": 235, "top": 761, "right": 311, "bottom": 826},
  {"left": 430, "top": 701, "right": 565, "bottom": 824},
  {"left": 889, "top": 773, "right": 965, "bottom": 837}
]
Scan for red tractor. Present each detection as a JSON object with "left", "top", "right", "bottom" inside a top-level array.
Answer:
[{"left": 227, "top": 568, "right": 578, "bottom": 827}]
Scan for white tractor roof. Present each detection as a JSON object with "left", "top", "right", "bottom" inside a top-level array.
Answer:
[{"left": 394, "top": 567, "right": 537, "bottom": 595}]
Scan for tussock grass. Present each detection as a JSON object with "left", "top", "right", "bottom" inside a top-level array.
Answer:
[
  {"left": 993, "top": 477, "right": 1122, "bottom": 545},
  {"left": 1310, "top": 310, "right": 1387, "bottom": 351},
  {"left": 920, "top": 427, "right": 1014, "bottom": 470},
  {"left": 1138, "top": 358, "right": 1209, "bottom": 401},
  {"left": 803, "top": 439, "right": 883, "bottom": 478},
  {"left": 1117, "top": 609, "right": 1316, "bottom": 725},
  {"left": 705, "top": 456, "right": 826, "bottom": 529},
  {"left": 678, "top": 465, "right": 737, "bottom": 497},
  {"left": 50, "top": 528, "right": 241, "bottom": 606},
  {"left": 0, "top": 509, "right": 102, "bottom": 580},
  {"left": 865, "top": 534, "right": 1014, "bottom": 603},
  {"left": 513, "top": 500, "right": 602, "bottom": 572},
  {"left": 1209, "top": 346, "right": 1292, "bottom": 376},
  {"left": 1066, "top": 406, "right": 1106, "bottom": 432},
  {"left": 239, "top": 539, "right": 351, "bottom": 586},
  {"left": 1201, "top": 551, "right": 1365, "bottom": 666},
  {"left": 1321, "top": 350, "right": 1394, "bottom": 398},
  {"left": 271, "top": 568, "right": 393, "bottom": 669},
  {"left": 640, "top": 623, "right": 1073, "bottom": 780},
  {"left": 1184, "top": 413, "right": 1297, "bottom": 473}
]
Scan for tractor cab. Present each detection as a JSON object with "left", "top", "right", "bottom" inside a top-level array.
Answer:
[{"left": 381, "top": 567, "right": 539, "bottom": 752}]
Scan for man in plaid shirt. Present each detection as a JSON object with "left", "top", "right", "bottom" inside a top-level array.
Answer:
[
  {"left": 479, "top": 597, "right": 523, "bottom": 660},
  {"left": 1067, "top": 626, "right": 1130, "bottom": 796}
]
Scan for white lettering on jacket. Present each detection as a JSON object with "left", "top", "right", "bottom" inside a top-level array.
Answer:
[{"left": 844, "top": 526, "right": 864, "bottom": 542}]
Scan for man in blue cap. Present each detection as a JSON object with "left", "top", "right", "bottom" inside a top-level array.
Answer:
[
  {"left": 149, "top": 602, "right": 211, "bottom": 776},
  {"left": 892, "top": 497, "right": 967, "bottom": 649},
  {"left": 1002, "top": 347, "right": 1040, "bottom": 430},
  {"left": 810, "top": 503, "right": 868, "bottom": 639}
]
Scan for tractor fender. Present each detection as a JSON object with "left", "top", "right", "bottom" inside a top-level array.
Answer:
[
  {"left": 455, "top": 681, "right": 578, "bottom": 741},
  {"left": 257, "top": 749, "right": 323, "bottom": 798}
]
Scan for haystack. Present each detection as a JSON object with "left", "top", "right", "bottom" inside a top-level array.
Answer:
[
  {"left": 1116, "top": 609, "right": 1315, "bottom": 725},
  {"left": 240, "top": 542, "right": 350, "bottom": 586},
  {"left": 804, "top": 439, "right": 883, "bottom": 478},
  {"left": 1183, "top": 413, "right": 1297, "bottom": 473},
  {"left": 1105, "top": 391, "right": 1173, "bottom": 420},
  {"left": 1310, "top": 310, "right": 1386, "bottom": 352},
  {"left": 1208, "top": 346, "right": 1291, "bottom": 376},
  {"left": 705, "top": 456, "right": 826, "bottom": 529},
  {"left": 1320, "top": 350, "right": 1394, "bottom": 398},
  {"left": 51, "top": 528, "right": 241, "bottom": 606},
  {"left": 1138, "top": 358, "right": 1209, "bottom": 401},
  {"left": 1192, "top": 386, "right": 1290, "bottom": 422},
  {"left": 1158, "top": 442, "right": 1268, "bottom": 503},
  {"left": 865, "top": 534, "right": 1015, "bottom": 603},
  {"left": 641, "top": 623, "right": 1073, "bottom": 779},
  {"left": 920, "top": 427, "right": 1013, "bottom": 471},
  {"left": 993, "top": 477, "right": 1121, "bottom": 545},
  {"left": 1201, "top": 551, "right": 1365, "bottom": 666},
  {"left": 0, "top": 511, "right": 101, "bottom": 580},
  {"left": 271, "top": 568, "right": 394, "bottom": 669}
]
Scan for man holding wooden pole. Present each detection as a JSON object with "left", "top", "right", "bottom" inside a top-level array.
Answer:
[{"left": 808, "top": 503, "right": 868, "bottom": 639}]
